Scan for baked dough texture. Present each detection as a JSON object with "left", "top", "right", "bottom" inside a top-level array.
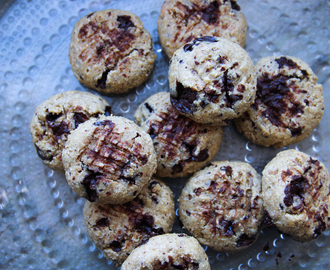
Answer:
[
  {"left": 157, "top": 0, "right": 247, "bottom": 58},
  {"left": 121, "top": 233, "right": 210, "bottom": 270},
  {"left": 235, "top": 55, "right": 324, "bottom": 148},
  {"left": 169, "top": 37, "right": 256, "bottom": 125},
  {"left": 30, "top": 90, "right": 111, "bottom": 172},
  {"left": 134, "top": 91, "right": 223, "bottom": 177},
  {"left": 262, "top": 149, "right": 330, "bottom": 242},
  {"left": 62, "top": 115, "right": 157, "bottom": 204},
  {"left": 69, "top": 9, "right": 156, "bottom": 94},
  {"left": 179, "top": 161, "right": 263, "bottom": 252},
  {"left": 84, "top": 177, "right": 175, "bottom": 266}
]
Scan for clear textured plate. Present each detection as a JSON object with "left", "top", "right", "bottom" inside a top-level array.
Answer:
[{"left": 1, "top": 0, "right": 330, "bottom": 269}]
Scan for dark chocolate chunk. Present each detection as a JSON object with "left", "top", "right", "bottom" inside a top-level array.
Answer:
[
  {"left": 109, "top": 240, "right": 122, "bottom": 252},
  {"left": 117, "top": 15, "right": 135, "bottom": 30},
  {"left": 183, "top": 36, "right": 218, "bottom": 52},
  {"left": 144, "top": 102, "right": 154, "bottom": 113},
  {"left": 46, "top": 116, "right": 70, "bottom": 138},
  {"left": 96, "top": 68, "right": 110, "bottom": 89},
  {"left": 221, "top": 219, "right": 234, "bottom": 236},
  {"left": 171, "top": 162, "right": 184, "bottom": 174},
  {"left": 171, "top": 81, "right": 197, "bottom": 114},
  {"left": 283, "top": 175, "right": 306, "bottom": 207},
  {"left": 220, "top": 166, "right": 233, "bottom": 176},
  {"left": 275, "top": 57, "right": 298, "bottom": 69},
  {"left": 201, "top": 1, "right": 220, "bottom": 24},
  {"left": 35, "top": 144, "right": 53, "bottom": 161},
  {"left": 82, "top": 170, "right": 103, "bottom": 202},
  {"left": 73, "top": 112, "right": 89, "bottom": 129},
  {"left": 236, "top": 233, "right": 256, "bottom": 247},
  {"left": 95, "top": 217, "right": 110, "bottom": 227},
  {"left": 289, "top": 126, "right": 302, "bottom": 137},
  {"left": 230, "top": 0, "right": 241, "bottom": 11},
  {"left": 191, "top": 148, "right": 209, "bottom": 162},
  {"left": 104, "top": 106, "right": 112, "bottom": 116},
  {"left": 263, "top": 211, "right": 275, "bottom": 228},
  {"left": 93, "top": 119, "right": 115, "bottom": 128}
]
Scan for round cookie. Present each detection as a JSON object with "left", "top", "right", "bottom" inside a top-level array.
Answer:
[
  {"left": 84, "top": 177, "right": 175, "bottom": 266},
  {"left": 62, "top": 115, "right": 157, "bottom": 204},
  {"left": 30, "top": 90, "right": 111, "bottom": 172},
  {"left": 134, "top": 92, "right": 223, "bottom": 178},
  {"left": 235, "top": 55, "right": 324, "bottom": 148},
  {"left": 121, "top": 233, "right": 210, "bottom": 270},
  {"left": 169, "top": 37, "right": 256, "bottom": 125},
  {"left": 69, "top": 9, "right": 156, "bottom": 94},
  {"left": 157, "top": 0, "right": 247, "bottom": 58},
  {"left": 179, "top": 161, "right": 263, "bottom": 252},
  {"left": 262, "top": 149, "right": 330, "bottom": 242}
]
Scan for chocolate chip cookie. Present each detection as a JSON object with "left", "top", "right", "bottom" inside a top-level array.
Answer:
[
  {"left": 84, "top": 177, "right": 175, "bottom": 266},
  {"left": 262, "top": 149, "right": 330, "bottom": 242},
  {"left": 169, "top": 37, "right": 256, "bottom": 125},
  {"left": 30, "top": 90, "right": 111, "bottom": 172},
  {"left": 179, "top": 161, "right": 263, "bottom": 252},
  {"left": 235, "top": 56, "right": 324, "bottom": 148},
  {"left": 157, "top": 0, "right": 247, "bottom": 58},
  {"left": 121, "top": 233, "right": 210, "bottom": 270},
  {"left": 69, "top": 9, "right": 156, "bottom": 94},
  {"left": 134, "top": 92, "right": 223, "bottom": 178},
  {"left": 62, "top": 115, "right": 157, "bottom": 204}
]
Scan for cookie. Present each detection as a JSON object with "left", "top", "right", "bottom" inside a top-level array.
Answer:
[
  {"left": 157, "top": 0, "right": 247, "bottom": 58},
  {"left": 169, "top": 37, "right": 256, "bottom": 125},
  {"left": 69, "top": 9, "right": 156, "bottom": 94},
  {"left": 121, "top": 233, "right": 210, "bottom": 270},
  {"left": 235, "top": 56, "right": 324, "bottom": 148},
  {"left": 83, "top": 177, "right": 175, "bottom": 266},
  {"left": 134, "top": 92, "right": 223, "bottom": 178},
  {"left": 30, "top": 90, "right": 111, "bottom": 172},
  {"left": 262, "top": 149, "right": 330, "bottom": 242},
  {"left": 62, "top": 115, "right": 157, "bottom": 204},
  {"left": 179, "top": 161, "right": 263, "bottom": 252}
]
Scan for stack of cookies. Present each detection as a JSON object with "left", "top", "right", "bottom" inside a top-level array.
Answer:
[{"left": 29, "top": 0, "right": 329, "bottom": 268}]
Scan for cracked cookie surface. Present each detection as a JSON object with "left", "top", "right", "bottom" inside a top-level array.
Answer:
[
  {"left": 30, "top": 90, "right": 111, "bottom": 172},
  {"left": 121, "top": 233, "right": 210, "bottom": 270},
  {"left": 62, "top": 115, "right": 157, "bottom": 204},
  {"left": 84, "top": 177, "right": 175, "bottom": 266},
  {"left": 157, "top": 0, "right": 247, "bottom": 58},
  {"left": 135, "top": 92, "right": 223, "bottom": 177},
  {"left": 169, "top": 37, "right": 256, "bottom": 125},
  {"left": 179, "top": 161, "right": 263, "bottom": 252},
  {"left": 69, "top": 9, "right": 156, "bottom": 94},
  {"left": 235, "top": 55, "right": 324, "bottom": 148},
  {"left": 262, "top": 149, "right": 330, "bottom": 242}
]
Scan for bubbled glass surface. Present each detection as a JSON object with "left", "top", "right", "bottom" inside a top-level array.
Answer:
[{"left": 0, "top": 0, "right": 330, "bottom": 269}]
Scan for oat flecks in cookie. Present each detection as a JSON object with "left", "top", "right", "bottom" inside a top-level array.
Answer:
[
  {"left": 235, "top": 55, "right": 324, "bottom": 148},
  {"left": 179, "top": 161, "right": 264, "bottom": 252},
  {"left": 157, "top": 0, "right": 247, "bottom": 58},
  {"left": 262, "top": 149, "right": 330, "bottom": 242},
  {"left": 169, "top": 37, "right": 256, "bottom": 125},
  {"left": 84, "top": 178, "right": 175, "bottom": 266},
  {"left": 134, "top": 92, "right": 223, "bottom": 178},
  {"left": 30, "top": 90, "right": 111, "bottom": 172},
  {"left": 121, "top": 233, "right": 210, "bottom": 270},
  {"left": 69, "top": 9, "right": 156, "bottom": 94},
  {"left": 62, "top": 115, "right": 157, "bottom": 204}
]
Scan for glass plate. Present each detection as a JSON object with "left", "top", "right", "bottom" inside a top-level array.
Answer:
[{"left": 1, "top": 0, "right": 330, "bottom": 269}]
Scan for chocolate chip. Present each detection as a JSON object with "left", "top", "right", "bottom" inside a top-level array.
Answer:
[
  {"left": 171, "top": 81, "right": 197, "bottom": 114},
  {"left": 229, "top": 0, "right": 241, "bottom": 11},
  {"left": 132, "top": 214, "right": 165, "bottom": 236},
  {"left": 171, "top": 163, "right": 184, "bottom": 174},
  {"left": 289, "top": 126, "right": 302, "bottom": 137},
  {"left": 73, "top": 112, "right": 89, "bottom": 129},
  {"left": 263, "top": 211, "right": 275, "bottom": 228},
  {"left": 35, "top": 144, "right": 53, "bottom": 161},
  {"left": 236, "top": 233, "right": 256, "bottom": 247},
  {"left": 201, "top": 1, "right": 220, "bottom": 24},
  {"left": 93, "top": 119, "right": 115, "bottom": 128},
  {"left": 95, "top": 217, "right": 110, "bottom": 227},
  {"left": 191, "top": 148, "right": 209, "bottom": 162},
  {"left": 109, "top": 240, "right": 122, "bottom": 252},
  {"left": 148, "top": 180, "right": 159, "bottom": 190},
  {"left": 220, "top": 166, "right": 233, "bottom": 176},
  {"left": 82, "top": 170, "right": 103, "bottom": 202},
  {"left": 104, "top": 106, "right": 112, "bottom": 116},
  {"left": 117, "top": 15, "right": 135, "bottom": 30},
  {"left": 283, "top": 175, "right": 306, "bottom": 207},
  {"left": 144, "top": 102, "right": 154, "bottom": 113},
  {"left": 221, "top": 219, "right": 234, "bottom": 236},
  {"left": 96, "top": 68, "right": 110, "bottom": 89},
  {"left": 275, "top": 57, "right": 298, "bottom": 69},
  {"left": 194, "top": 187, "right": 202, "bottom": 196},
  {"left": 183, "top": 36, "right": 218, "bottom": 52},
  {"left": 46, "top": 113, "right": 70, "bottom": 138}
]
